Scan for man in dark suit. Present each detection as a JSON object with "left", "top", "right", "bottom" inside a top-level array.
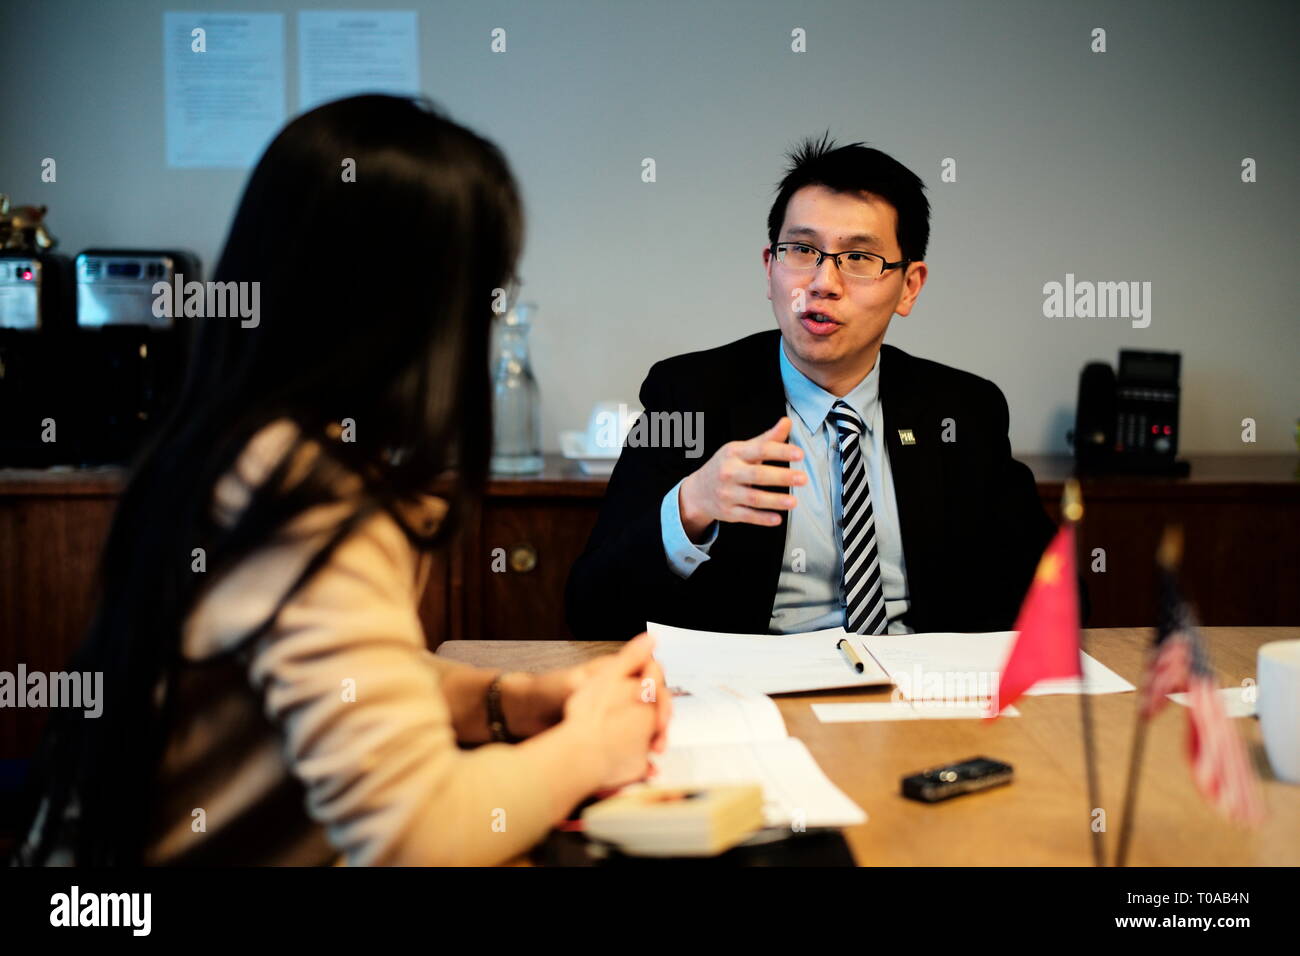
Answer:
[{"left": 566, "top": 136, "right": 1087, "bottom": 641}]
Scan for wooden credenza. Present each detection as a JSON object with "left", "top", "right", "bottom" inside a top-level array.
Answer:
[
  {"left": 451, "top": 454, "right": 1300, "bottom": 639},
  {"left": 2, "top": 453, "right": 1298, "bottom": 762}
]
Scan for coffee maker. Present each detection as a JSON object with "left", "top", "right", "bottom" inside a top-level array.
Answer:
[
  {"left": 0, "top": 248, "right": 200, "bottom": 467},
  {"left": 0, "top": 251, "right": 76, "bottom": 466},
  {"left": 67, "top": 249, "right": 201, "bottom": 465}
]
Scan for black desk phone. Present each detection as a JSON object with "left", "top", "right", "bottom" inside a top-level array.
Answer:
[{"left": 1070, "top": 349, "right": 1190, "bottom": 476}]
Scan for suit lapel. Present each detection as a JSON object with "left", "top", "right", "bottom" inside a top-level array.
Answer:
[
  {"left": 723, "top": 330, "right": 789, "bottom": 632},
  {"left": 878, "top": 344, "right": 943, "bottom": 628},
  {"left": 728, "top": 330, "right": 788, "bottom": 443}
]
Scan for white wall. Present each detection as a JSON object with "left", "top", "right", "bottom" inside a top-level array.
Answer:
[{"left": 3, "top": 0, "right": 1296, "bottom": 453}]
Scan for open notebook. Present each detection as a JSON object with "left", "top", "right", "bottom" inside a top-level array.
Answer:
[
  {"left": 647, "top": 622, "right": 892, "bottom": 695},
  {"left": 637, "top": 686, "right": 867, "bottom": 829}
]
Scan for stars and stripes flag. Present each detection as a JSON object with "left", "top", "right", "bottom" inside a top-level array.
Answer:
[{"left": 1139, "top": 566, "right": 1265, "bottom": 825}]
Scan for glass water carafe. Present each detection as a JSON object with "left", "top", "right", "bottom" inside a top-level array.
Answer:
[{"left": 490, "top": 302, "right": 543, "bottom": 474}]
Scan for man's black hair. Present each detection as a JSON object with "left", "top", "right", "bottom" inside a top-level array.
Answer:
[{"left": 767, "top": 132, "right": 930, "bottom": 265}]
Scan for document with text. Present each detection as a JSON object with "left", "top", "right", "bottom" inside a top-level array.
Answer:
[
  {"left": 644, "top": 687, "right": 867, "bottom": 828},
  {"left": 647, "top": 621, "right": 892, "bottom": 695},
  {"left": 812, "top": 700, "right": 1022, "bottom": 722},
  {"left": 861, "top": 631, "right": 1135, "bottom": 700}
]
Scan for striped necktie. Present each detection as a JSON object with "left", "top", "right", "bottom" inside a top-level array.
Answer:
[{"left": 830, "top": 400, "right": 889, "bottom": 634}]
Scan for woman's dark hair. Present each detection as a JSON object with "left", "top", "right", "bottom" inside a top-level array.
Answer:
[
  {"left": 13, "top": 94, "right": 524, "bottom": 865},
  {"left": 766, "top": 132, "right": 930, "bottom": 265}
]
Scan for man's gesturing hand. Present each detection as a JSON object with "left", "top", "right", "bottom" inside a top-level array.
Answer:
[{"left": 678, "top": 416, "right": 807, "bottom": 542}]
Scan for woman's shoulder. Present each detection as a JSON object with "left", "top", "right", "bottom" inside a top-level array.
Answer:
[
  {"left": 212, "top": 418, "right": 337, "bottom": 528},
  {"left": 185, "top": 419, "right": 447, "bottom": 660},
  {"left": 213, "top": 417, "right": 447, "bottom": 533}
]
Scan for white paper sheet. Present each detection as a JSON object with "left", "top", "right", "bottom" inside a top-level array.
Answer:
[
  {"left": 163, "top": 12, "right": 286, "bottom": 168},
  {"left": 298, "top": 10, "right": 421, "bottom": 112},
  {"left": 649, "top": 738, "right": 866, "bottom": 828},
  {"left": 648, "top": 622, "right": 892, "bottom": 696},
  {"left": 812, "top": 701, "right": 1021, "bottom": 722},
  {"left": 665, "top": 687, "right": 788, "bottom": 748},
  {"left": 861, "top": 631, "right": 1134, "bottom": 701},
  {"left": 1168, "top": 688, "right": 1256, "bottom": 718}
]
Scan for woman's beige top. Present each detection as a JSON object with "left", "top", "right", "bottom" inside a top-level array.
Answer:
[{"left": 131, "top": 419, "right": 558, "bottom": 865}]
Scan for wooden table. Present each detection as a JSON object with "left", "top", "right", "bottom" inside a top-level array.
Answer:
[{"left": 437, "top": 627, "right": 1300, "bottom": 866}]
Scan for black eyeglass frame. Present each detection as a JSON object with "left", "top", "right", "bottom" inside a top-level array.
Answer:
[{"left": 770, "top": 241, "right": 910, "bottom": 279}]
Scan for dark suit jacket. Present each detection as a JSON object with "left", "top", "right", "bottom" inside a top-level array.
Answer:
[{"left": 565, "top": 330, "right": 1089, "bottom": 639}]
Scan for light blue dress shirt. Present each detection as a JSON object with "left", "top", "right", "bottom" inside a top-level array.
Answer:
[{"left": 660, "top": 337, "right": 913, "bottom": 634}]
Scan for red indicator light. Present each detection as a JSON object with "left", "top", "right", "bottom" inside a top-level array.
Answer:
[
  {"left": 1151, "top": 425, "right": 1159, "bottom": 434},
  {"left": 1163, "top": 425, "right": 1172, "bottom": 435},
  {"left": 20, "top": 270, "right": 32, "bottom": 280}
]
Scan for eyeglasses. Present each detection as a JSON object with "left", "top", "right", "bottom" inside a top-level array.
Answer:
[{"left": 771, "top": 241, "right": 909, "bottom": 280}]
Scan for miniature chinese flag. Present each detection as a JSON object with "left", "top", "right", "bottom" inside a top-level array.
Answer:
[{"left": 988, "top": 524, "right": 1081, "bottom": 717}]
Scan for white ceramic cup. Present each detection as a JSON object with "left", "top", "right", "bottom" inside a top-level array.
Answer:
[
  {"left": 1257, "top": 639, "right": 1300, "bottom": 784},
  {"left": 585, "top": 400, "right": 641, "bottom": 455}
]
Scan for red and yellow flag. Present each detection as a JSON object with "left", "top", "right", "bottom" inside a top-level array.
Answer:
[{"left": 989, "top": 524, "right": 1081, "bottom": 717}]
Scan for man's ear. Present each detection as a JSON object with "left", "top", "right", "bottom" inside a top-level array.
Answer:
[
  {"left": 762, "top": 244, "right": 774, "bottom": 300},
  {"left": 894, "top": 260, "right": 928, "bottom": 317}
]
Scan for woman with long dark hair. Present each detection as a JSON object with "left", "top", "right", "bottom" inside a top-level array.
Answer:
[{"left": 12, "top": 94, "right": 667, "bottom": 866}]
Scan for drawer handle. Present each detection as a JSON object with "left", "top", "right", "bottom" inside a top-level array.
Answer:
[{"left": 509, "top": 544, "right": 538, "bottom": 573}]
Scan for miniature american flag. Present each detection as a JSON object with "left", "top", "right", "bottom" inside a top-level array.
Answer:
[{"left": 1139, "top": 567, "right": 1265, "bottom": 825}]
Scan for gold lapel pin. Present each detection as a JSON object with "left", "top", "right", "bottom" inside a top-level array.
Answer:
[{"left": 898, "top": 429, "right": 916, "bottom": 445}]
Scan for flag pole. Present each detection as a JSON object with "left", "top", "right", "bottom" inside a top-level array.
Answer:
[
  {"left": 1063, "top": 479, "right": 1104, "bottom": 866},
  {"left": 1115, "top": 524, "right": 1182, "bottom": 867}
]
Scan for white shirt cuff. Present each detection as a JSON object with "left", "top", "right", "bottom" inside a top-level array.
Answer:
[{"left": 660, "top": 479, "right": 718, "bottom": 579}]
